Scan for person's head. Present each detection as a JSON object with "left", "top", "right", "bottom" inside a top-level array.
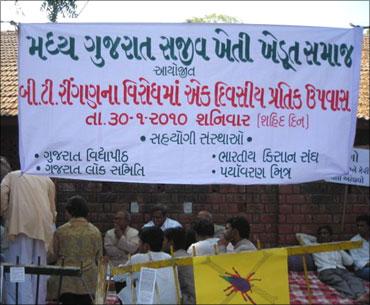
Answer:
[
  {"left": 193, "top": 219, "right": 214, "bottom": 241},
  {"left": 163, "top": 227, "right": 187, "bottom": 252},
  {"left": 139, "top": 226, "right": 164, "bottom": 253},
  {"left": 224, "top": 216, "right": 251, "bottom": 244},
  {"left": 113, "top": 210, "right": 131, "bottom": 231},
  {"left": 65, "top": 195, "right": 89, "bottom": 218},
  {"left": 317, "top": 225, "right": 333, "bottom": 243},
  {"left": 150, "top": 204, "right": 168, "bottom": 228},
  {"left": 0, "top": 156, "right": 11, "bottom": 182},
  {"left": 197, "top": 210, "right": 213, "bottom": 222},
  {"left": 356, "top": 214, "right": 370, "bottom": 239}
]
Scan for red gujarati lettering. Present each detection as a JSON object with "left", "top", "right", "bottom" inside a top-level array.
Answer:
[{"left": 305, "top": 83, "right": 350, "bottom": 112}]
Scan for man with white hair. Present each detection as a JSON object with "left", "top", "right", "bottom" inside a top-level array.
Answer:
[
  {"left": 197, "top": 210, "right": 225, "bottom": 238},
  {"left": 104, "top": 210, "right": 139, "bottom": 266}
]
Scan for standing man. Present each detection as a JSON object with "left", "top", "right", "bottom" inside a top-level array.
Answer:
[
  {"left": 217, "top": 216, "right": 257, "bottom": 253},
  {"left": 197, "top": 210, "right": 225, "bottom": 238},
  {"left": 47, "top": 195, "right": 102, "bottom": 305},
  {"left": 1, "top": 169, "right": 56, "bottom": 305},
  {"left": 143, "top": 203, "right": 182, "bottom": 231},
  {"left": 350, "top": 214, "right": 370, "bottom": 281},
  {"left": 104, "top": 210, "right": 139, "bottom": 266}
]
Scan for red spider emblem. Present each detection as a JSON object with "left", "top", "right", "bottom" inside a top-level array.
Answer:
[{"left": 220, "top": 267, "right": 261, "bottom": 305}]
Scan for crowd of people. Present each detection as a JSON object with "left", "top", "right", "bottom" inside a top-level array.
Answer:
[{"left": 0, "top": 156, "right": 369, "bottom": 305}]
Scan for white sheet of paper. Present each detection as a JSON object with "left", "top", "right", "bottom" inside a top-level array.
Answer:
[
  {"left": 137, "top": 268, "right": 157, "bottom": 304},
  {"left": 10, "top": 267, "right": 25, "bottom": 283},
  {"left": 117, "top": 276, "right": 133, "bottom": 305}
]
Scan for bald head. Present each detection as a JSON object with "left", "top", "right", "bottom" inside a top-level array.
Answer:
[{"left": 197, "top": 210, "right": 213, "bottom": 222}]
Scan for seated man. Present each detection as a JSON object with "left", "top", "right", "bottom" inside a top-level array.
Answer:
[
  {"left": 104, "top": 210, "right": 139, "bottom": 266},
  {"left": 143, "top": 203, "right": 182, "bottom": 231},
  {"left": 197, "top": 210, "right": 225, "bottom": 238},
  {"left": 120, "top": 226, "right": 178, "bottom": 304},
  {"left": 296, "top": 226, "right": 368, "bottom": 303},
  {"left": 218, "top": 216, "right": 257, "bottom": 253},
  {"left": 163, "top": 227, "right": 195, "bottom": 304},
  {"left": 187, "top": 219, "right": 218, "bottom": 256},
  {"left": 350, "top": 214, "right": 369, "bottom": 281}
]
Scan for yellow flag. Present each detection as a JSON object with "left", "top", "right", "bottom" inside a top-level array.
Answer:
[{"left": 193, "top": 248, "right": 289, "bottom": 304}]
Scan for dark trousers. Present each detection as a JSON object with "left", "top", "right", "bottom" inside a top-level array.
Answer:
[
  {"left": 318, "top": 268, "right": 365, "bottom": 299},
  {"left": 59, "top": 293, "right": 92, "bottom": 305}
]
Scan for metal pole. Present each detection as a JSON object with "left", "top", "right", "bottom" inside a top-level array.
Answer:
[
  {"left": 57, "top": 258, "right": 65, "bottom": 304},
  {"left": 35, "top": 256, "right": 41, "bottom": 305},
  {"left": 302, "top": 255, "right": 312, "bottom": 305},
  {"left": 170, "top": 246, "right": 182, "bottom": 305},
  {"left": 15, "top": 256, "right": 19, "bottom": 305}
]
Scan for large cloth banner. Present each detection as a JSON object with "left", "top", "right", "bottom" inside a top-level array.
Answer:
[
  {"left": 18, "top": 24, "right": 363, "bottom": 184},
  {"left": 193, "top": 248, "right": 289, "bottom": 304}
]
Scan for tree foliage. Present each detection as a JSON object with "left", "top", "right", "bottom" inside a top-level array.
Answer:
[
  {"left": 14, "top": 0, "right": 79, "bottom": 23},
  {"left": 40, "top": 0, "right": 79, "bottom": 22},
  {"left": 186, "top": 13, "right": 241, "bottom": 24}
]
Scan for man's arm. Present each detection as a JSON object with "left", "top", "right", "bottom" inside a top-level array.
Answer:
[
  {"left": 104, "top": 230, "right": 126, "bottom": 257},
  {"left": 116, "top": 231, "right": 139, "bottom": 254},
  {"left": 349, "top": 248, "right": 368, "bottom": 269},
  {"left": 47, "top": 179, "right": 57, "bottom": 222},
  {"left": 296, "top": 233, "right": 317, "bottom": 245},
  {"left": 96, "top": 231, "right": 103, "bottom": 263},
  {"left": 48, "top": 231, "right": 60, "bottom": 263},
  {"left": 340, "top": 250, "right": 354, "bottom": 267},
  {"left": 0, "top": 174, "right": 10, "bottom": 217},
  {"left": 217, "top": 237, "right": 228, "bottom": 253}
]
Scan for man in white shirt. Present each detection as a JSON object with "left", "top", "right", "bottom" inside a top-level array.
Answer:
[
  {"left": 349, "top": 214, "right": 369, "bottom": 281},
  {"left": 104, "top": 210, "right": 139, "bottom": 266},
  {"left": 296, "top": 226, "right": 368, "bottom": 303},
  {"left": 143, "top": 204, "right": 182, "bottom": 231},
  {"left": 187, "top": 219, "right": 219, "bottom": 256},
  {"left": 120, "top": 226, "right": 178, "bottom": 304},
  {"left": 218, "top": 216, "right": 257, "bottom": 253}
]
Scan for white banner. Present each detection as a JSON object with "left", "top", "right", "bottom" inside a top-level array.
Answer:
[
  {"left": 18, "top": 23, "right": 363, "bottom": 184},
  {"left": 326, "top": 148, "right": 370, "bottom": 187}
]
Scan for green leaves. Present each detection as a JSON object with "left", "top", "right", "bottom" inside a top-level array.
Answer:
[
  {"left": 40, "top": 0, "right": 78, "bottom": 22},
  {"left": 186, "top": 14, "right": 241, "bottom": 24}
]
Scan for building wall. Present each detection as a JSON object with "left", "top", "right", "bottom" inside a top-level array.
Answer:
[{"left": 1, "top": 119, "right": 369, "bottom": 248}]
